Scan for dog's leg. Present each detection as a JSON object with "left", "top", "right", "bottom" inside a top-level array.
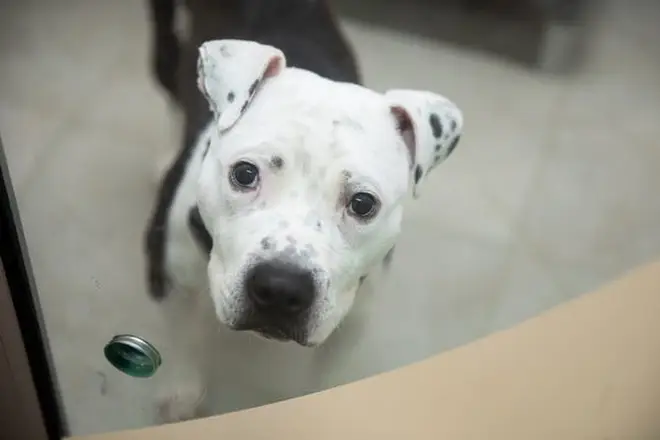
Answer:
[{"left": 154, "top": 288, "right": 213, "bottom": 424}]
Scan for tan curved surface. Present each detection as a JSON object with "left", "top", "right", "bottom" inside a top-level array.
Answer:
[{"left": 72, "top": 260, "right": 660, "bottom": 440}]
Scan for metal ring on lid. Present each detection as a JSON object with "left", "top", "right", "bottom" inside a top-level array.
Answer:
[{"left": 104, "top": 335, "right": 161, "bottom": 378}]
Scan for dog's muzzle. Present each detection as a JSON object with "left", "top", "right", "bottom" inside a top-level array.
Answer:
[{"left": 236, "top": 259, "right": 316, "bottom": 344}]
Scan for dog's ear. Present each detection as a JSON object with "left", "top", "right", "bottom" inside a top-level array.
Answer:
[
  {"left": 385, "top": 90, "right": 463, "bottom": 199},
  {"left": 197, "top": 39, "right": 287, "bottom": 132}
]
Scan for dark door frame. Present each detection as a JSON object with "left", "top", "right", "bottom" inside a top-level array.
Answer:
[{"left": 0, "top": 134, "right": 68, "bottom": 439}]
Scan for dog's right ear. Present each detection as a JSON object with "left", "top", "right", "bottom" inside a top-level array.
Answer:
[{"left": 197, "top": 39, "right": 287, "bottom": 133}]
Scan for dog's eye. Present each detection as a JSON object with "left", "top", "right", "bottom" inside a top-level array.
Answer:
[
  {"left": 230, "top": 161, "right": 260, "bottom": 190},
  {"left": 348, "top": 192, "right": 379, "bottom": 220}
]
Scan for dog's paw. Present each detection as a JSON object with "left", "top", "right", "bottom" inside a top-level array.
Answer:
[{"left": 156, "top": 386, "right": 205, "bottom": 424}]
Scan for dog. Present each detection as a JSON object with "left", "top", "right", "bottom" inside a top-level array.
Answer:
[{"left": 144, "top": 1, "right": 463, "bottom": 424}]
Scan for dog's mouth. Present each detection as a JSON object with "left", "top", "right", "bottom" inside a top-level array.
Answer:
[{"left": 232, "top": 321, "right": 310, "bottom": 346}]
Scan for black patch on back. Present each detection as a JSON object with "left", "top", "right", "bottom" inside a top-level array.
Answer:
[
  {"left": 429, "top": 113, "right": 443, "bottom": 139},
  {"left": 414, "top": 165, "right": 423, "bottom": 184},
  {"left": 188, "top": 206, "right": 213, "bottom": 257}
]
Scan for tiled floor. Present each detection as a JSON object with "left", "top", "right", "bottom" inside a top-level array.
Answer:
[{"left": 1, "top": 0, "right": 659, "bottom": 436}]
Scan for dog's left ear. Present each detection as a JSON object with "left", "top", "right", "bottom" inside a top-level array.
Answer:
[
  {"left": 197, "top": 39, "right": 287, "bottom": 132},
  {"left": 385, "top": 90, "right": 463, "bottom": 198}
]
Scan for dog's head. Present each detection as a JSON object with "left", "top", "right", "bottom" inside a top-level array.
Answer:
[{"left": 195, "top": 40, "right": 462, "bottom": 346}]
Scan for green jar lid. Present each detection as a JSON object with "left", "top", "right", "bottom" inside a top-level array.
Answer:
[{"left": 104, "top": 335, "right": 161, "bottom": 378}]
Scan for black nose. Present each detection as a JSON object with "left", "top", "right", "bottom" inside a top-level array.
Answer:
[{"left": 246, "top": 260, "right": 316, "bottom": 316}]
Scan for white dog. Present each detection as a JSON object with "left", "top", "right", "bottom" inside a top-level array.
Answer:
[{"left": 146, "top": 39, "right": 462, "bottom": 423}]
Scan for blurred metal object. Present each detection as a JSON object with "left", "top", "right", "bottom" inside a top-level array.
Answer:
[{"left": 104, "top": 335, "right": 162, "bottom": 378}]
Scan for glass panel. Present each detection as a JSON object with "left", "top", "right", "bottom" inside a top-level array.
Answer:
[{"left": 1, "top": 0, "right": 659, "bottom": 436}]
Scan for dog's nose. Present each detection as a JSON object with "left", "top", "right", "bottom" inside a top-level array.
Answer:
[{"left": 246, "top": 260, "right": 316, "bottom": 316}]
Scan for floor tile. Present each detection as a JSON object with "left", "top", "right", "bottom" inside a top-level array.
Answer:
[
  {"left": 0, "top": 101, "right": 68, "bottom": 191},
  {"left": 487, "top": 242, "right": 568, "bottom": 333},
  {"left": 518, "top": 116, "right": 660, "bottom": 297},
  {"left": 0, "top": 0, "right": 145, "bottom": 113}
]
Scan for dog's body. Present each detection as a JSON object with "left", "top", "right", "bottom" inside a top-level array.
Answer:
[{"left": 145, "top": 1, "right": 462, "bottom": 423}]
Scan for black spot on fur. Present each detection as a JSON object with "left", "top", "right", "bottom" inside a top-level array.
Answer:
[
  {"left": 315, "top": 221, "right": 323, "bottom": 231},
  {"left": 261, "top": 237, "right": 273, "bottom": 250},
  {"left": 447, "top": 135, "right": 461, "bottom": 156},
  {"left": 450, "top": 119, "right": 457, "bottom": 132},
  {"left": 435, "top": 144, "right": 441, "bottom": 152},
  {"left": 358, "top": 275, "right": 367, "bottom": 287},
  {"left": 429, "top": 113, "right": 443, "bottom": 138},
  {"left": 414, "top": 165, "right": 423, "bottom": 184},
  {"left": 188, "top": 207, "right": 212, "bottom": 257},
  {"left": 227, "top": 91, "right": 235, "bottom": 103},
  {"left": 270, "top": 156, "right": 284, "bottom": 170},
  {"left": 248, "top": 79, "right": 259, "bottom": 96}
]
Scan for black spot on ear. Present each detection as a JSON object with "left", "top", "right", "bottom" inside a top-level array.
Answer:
[
  {"left": 248, "top": 79, "right": 259, "bottom": 97},
  {"left": 447, "top": 135, "right": 461, "bottom": 156},
  {"left": 202, "top": 139, "right": 211, "bottom": 159},
  {"left": 414, "top": 165, "right": 423, "bottom": 184},
  {"left": 227, "top": 91, "right": 235, "bottom": 103},
  {"left": 270, "top": 156, "right": 284, "bottom": 170},
  {"left": 429, "top": 113, "right": 443, "bottom": 139}
]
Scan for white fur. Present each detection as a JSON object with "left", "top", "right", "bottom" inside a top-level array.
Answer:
[{"left": 155, "top": 40, "right": 463, "bottom": 422}]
